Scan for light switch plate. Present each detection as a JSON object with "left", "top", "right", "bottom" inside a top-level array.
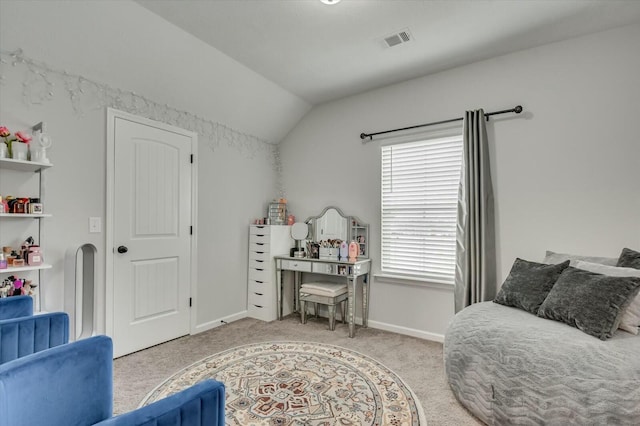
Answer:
[{"left": 89, "top": 217, "right": 101, "bottom": 233}]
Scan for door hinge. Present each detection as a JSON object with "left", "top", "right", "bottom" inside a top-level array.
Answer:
[
  {"left": 190, "top": 226, "right": 193, "bottom": 235},
  {"left": 189, "top": 297, "right": 192, "bottom": 307},
  {"left": 190, "top": 154, "right": 194, "bottom": 163}
]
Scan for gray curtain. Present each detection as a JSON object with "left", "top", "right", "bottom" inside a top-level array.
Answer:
[{"left": 454, "top": 109, "right": 497, "bottom": 313}]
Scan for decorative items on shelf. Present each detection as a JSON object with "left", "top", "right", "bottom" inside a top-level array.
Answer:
[
  {"left": 31, "top": 122, "right": 52, "bottom": 163},
  {"left": 0, "top": 125, "right": 32, "bottom": 160},
  {"left": 1, "top": 142, "right": 50, "bottom": 312},
  {"left": 269, "top": 198, "right": 288, "bottom": 225},
  {"left": 0, "top": 195, "right": 43, "bottom": 214},
  {"left": 1, "top": 237, "right": 43, "bottom": 268},
  {"left": 254, "top": 198, "right": 293, "bottom": 226},
  {"left": 0, "top": 122, "right": 52, "bottom": 162},
  {"left": 0, "top": 275, "right": 36, "bottom": 298}
]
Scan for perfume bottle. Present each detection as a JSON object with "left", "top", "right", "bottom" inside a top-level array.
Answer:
[
  {"left": 27, "top": 245, "right": 43, "bottom": 266},
  {"left": 348, "top": 241, "right": 359, "bottom": 261},
  {"left": 339, "top": 241, "right": 348, "bottom": 260}
]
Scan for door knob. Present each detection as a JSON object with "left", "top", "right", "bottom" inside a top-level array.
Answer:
[{"left": 117, "top": 246, "right": 128, "bottom": 254}]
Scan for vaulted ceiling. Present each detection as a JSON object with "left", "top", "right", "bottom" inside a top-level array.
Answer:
[{"left": 137, "top": 0, "right": 640, "bottom": 105}]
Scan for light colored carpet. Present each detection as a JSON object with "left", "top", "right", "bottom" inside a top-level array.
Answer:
[{"left": 113, "top": 315, "right": 482, "bottom": 425}]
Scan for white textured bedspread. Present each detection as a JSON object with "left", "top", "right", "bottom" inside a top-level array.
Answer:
[{"left": 444, "top": 302, "right": 640, "bottom": 425}]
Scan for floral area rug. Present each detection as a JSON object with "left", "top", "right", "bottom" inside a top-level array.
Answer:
[{"left": 140, "top": 341, "right": 425, "bottom": 425}]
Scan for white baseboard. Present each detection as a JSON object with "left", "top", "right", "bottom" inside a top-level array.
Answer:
[
  {"left": 192, "top": 310, "right": 248, "bottom": 334},
  {"left": 191, "top": 310, "right": 445, "bottom": 344},
  {"left": 367, "top": 320, "right": 444, "bottom": 343}
]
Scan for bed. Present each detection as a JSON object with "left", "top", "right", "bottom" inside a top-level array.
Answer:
[{"left": 444, "top": 301, "right": 640, "bottom": 425}]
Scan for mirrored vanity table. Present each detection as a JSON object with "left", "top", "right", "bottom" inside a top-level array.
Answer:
[{"left": 274, "top": 207, "right": 371, "bottom": 338}]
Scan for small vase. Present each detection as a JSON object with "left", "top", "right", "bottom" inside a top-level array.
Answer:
[
  {"left": 0, "top": 143, "right": 7, "bottom": 159},
  {"left": 11, "top": 142, "right": 29, "bottom": 161}
]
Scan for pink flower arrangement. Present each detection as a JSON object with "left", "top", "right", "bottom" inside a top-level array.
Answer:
[
  {"left": 15, "top": 131, "right": 32, "bottom": 144},
  {"left": 1, "top": 126, "right": 32, "bottom": 158}
]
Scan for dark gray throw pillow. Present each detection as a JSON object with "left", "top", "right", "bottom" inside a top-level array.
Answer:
[
  {"left": 494, "top": 258, "right": 570, "bottom": 314},
  {"left": 617, "top": 247, "right": 640, "bottom": 270},
  {"left": 538, "top": 267, "right": 640, "bottom": 340}
]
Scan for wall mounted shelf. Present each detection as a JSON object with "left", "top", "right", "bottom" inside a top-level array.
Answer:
[
  {"left": 0, "top": 158, "right": 53, "bottom": 172},
  {"left": 0, "top": 264, "right": 52, "bottom": 273},
  {"left": 1, "top": 153, "right": 52, "bottom": 310},
  {"left": 0, "top": 213, "right": 52, "bottom": 218}
]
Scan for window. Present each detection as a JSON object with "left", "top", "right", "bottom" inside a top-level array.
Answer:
[{"left": 381, "top": 135, "right": 463, "bottom": 284}]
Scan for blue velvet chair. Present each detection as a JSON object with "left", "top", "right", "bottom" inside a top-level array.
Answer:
[
  {"left": 0, "top": 335, "right": 226, "bottom": 426},
  {"left": 0, "top": 295, "right": 33, "bottom": 319},
  {"left": 0, "top": 296, "right": 69, "bottom": 365}
]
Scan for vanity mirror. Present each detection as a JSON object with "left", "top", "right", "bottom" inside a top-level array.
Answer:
[{"left": 305, "top": 206, "right": 369, "bottom": 258}]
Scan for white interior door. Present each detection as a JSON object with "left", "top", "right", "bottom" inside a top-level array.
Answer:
[{"left": 112, "top": 116, "right": 193, "bottom": 357}]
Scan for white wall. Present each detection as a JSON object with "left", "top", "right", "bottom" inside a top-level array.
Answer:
[
  {"left": 0, "top": 0, "right": 309, "bottom": 334},
  {"left": 3, "top": 0, "right": 639, "bottom": 343},
  {"left": 280, "top": 23, "right": 640, "bottom": 340}
]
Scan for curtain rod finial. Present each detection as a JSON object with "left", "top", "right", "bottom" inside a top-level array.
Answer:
[
  {"left": 360, "top": 133, "right": 370, "bottom": 140},
  {"left": 514, "top": 105, "right": 523, "bottom": 113}
]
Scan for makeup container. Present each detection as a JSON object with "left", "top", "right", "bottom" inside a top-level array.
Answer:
[
  {"left": 348, "top": 241, "right": 359, "bottom": 261},
  {"left": 29, "top": 198, "right": 43, "bottom": 214},
  {"left": 27, "top": 245, "right": 43, "bottom": 266}
]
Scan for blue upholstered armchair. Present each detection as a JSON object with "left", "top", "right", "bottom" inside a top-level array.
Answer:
[
  {"left": 0, "top": 295, "right": 69, "bottom": 365},
  {"left": 0, "top": 295, "right": 34, "bottom": 319},
  {"left": 0, "top": 335, "right": 225, "bottom": 426}
]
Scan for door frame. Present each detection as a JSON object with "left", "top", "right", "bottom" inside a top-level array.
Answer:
[{"left": 105, "top": 108, "right": 198, "bottom": 341}]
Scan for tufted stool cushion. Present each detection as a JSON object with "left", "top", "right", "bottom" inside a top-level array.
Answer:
[{"left": 300, "top": 282, "right": 348, "bottom": 331}]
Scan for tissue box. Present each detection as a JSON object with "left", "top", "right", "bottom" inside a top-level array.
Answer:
[{"left": 319, "top": 247, "right": 339, "bottom": 260}]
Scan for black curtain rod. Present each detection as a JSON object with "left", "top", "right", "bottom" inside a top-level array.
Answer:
[{"left": 360, "top": 105, "right": 523, "bottom": 141}]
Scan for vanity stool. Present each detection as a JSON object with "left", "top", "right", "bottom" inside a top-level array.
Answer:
[{"left": 299, "top": 282, "right": 348, "bottom": 331}]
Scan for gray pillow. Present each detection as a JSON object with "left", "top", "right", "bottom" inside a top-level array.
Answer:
[
  {"left": 617, "top": 247, "right": 640, "bottom": 270},
  {"left": 538, "top": 266, "right": 640, "bottom": 340},
  {"left": 494, "top": 258, "right": 570, "bottom": 314},
  {"left": 543, "top": 250, "right": 618, "bottom": 267},
  {"left": 574, "top": 260, "right": 640, "bottom": 334}
]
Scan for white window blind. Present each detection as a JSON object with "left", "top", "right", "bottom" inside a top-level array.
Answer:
[{"left": 381, "top": 135, "right": 463, "bottom": 283}]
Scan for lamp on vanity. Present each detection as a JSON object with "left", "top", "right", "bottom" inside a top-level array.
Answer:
[{"left": 291, "top": 222, "right": 309, "bottom": 258}]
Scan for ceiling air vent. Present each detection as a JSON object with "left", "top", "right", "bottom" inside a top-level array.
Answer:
[{"left": 383, "top": 28, "right": 413, "bottom": 48}]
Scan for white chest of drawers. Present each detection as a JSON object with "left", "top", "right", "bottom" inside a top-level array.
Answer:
[{"left": 247, "top": 225, "right": 293, "bottom": 322}]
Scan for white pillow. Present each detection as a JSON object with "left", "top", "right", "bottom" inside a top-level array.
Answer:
[
  {"left": 574, "top": 260, "right": 640, "bottom": 335},
  {"left": 544, "top": 250, "right": 618, "bottom": 267}
]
